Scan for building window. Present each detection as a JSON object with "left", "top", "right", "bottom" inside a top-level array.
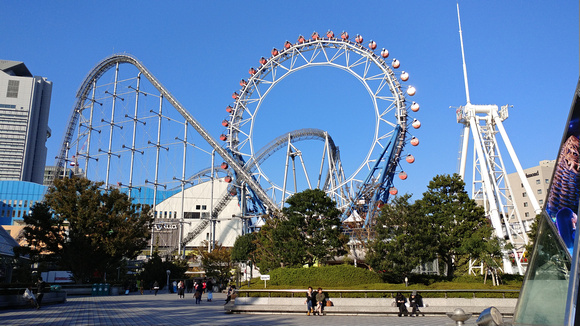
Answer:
[
  {"left": 521, "top": 183, "right": 524, "bottom": 188},
  {"left": 195, "top": 205, "right": 201, "bottom": 210},
  {"left": 524, "top": 202, "right": 528, "bottom": 207},
  {"left": 184, "top": 212, "right": 201, "bottom": 219},
  {"left": 545, "top": 179, "right": 549, "bottom": 184},
  {"left": 6, "top": 80, "right": 19, "bottom": 98},
  {"left": 537, "top": 189, "right": 542, "bottom": 194},
  {"left": 536, "top": 179, "right": 541, "bottom": 185},
  {"left": 523, "top": 192, "right": 527, "bottom": 197},
  {"left": 525, "top": 212, "right": 530, "bottom": 217},
  {"left": 539, "top": 199, "right": 544, "bottom": 205},
  {"left": 202, "top": 205, "right": 207, "bottom": 210}
]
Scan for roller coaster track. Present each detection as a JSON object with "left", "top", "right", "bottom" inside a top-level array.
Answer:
[
  {"left": 56, "top": 53, "right": 278, "bottom": 214},
  {"left": 171, "top": 128, "right": 340, "bottom": 253}
]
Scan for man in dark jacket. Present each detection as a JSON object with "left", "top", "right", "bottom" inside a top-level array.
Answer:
[{"left": 36, "top": 277, "right": 47, "bottom": 308}]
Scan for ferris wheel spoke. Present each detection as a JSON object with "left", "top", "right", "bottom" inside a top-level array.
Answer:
[
  {"left": 222, "top": 33, "right": 416, "bottom": 214},
  {"left": 328, "top": 46, "right": 347, "bottom": 63}
]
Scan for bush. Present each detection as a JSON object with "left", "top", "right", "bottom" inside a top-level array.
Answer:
[{"left": 267, "top": 265, "right": 381, "bottom": 287}]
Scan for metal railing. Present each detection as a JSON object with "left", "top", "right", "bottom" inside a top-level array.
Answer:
[{"left": 238, "top": 289, "right": 520, "bottom": 299}]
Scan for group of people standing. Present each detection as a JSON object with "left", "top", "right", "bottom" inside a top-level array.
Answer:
[
  {"left": 304, "top": 287, "right": 327, "bottom": 316},
  {"left": 395, "top": 291, "right": 424, "bottom": 317}
]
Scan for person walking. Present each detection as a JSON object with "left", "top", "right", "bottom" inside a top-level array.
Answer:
[
  {"left": 178, "top": 280, "right": 185, "bottom": 298},
  {"left": 395, "top": 292, "right": 409, "bottom": 317},
  {"left": 36, "top": 277, "right": 46, "bottom": 308},
  {"left": 206, "top": 279, "right": 214, "bottom": 302},
  {"left": 194, "top": 281, "right": 203, "bottom": 304},
  {"left": 304, "top": 286, "right": 316, "bottom": 316},
  {"left": 315, "top": 287, "right": 326, "bottom": 316},
  {"left": 153, "top": 281, "right": 160, "bottom": 296}
]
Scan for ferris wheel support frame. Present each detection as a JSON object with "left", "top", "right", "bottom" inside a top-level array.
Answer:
[
  {"left": 342, "top": 125, "right": 403, "bottom": 226},
  {"left": 456, "top": 4, "right": 540, "bottom": 275}
]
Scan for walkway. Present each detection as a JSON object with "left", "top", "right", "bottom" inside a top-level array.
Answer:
[{"left": 0, "top": 291, "right": 512, "bottom": 325}]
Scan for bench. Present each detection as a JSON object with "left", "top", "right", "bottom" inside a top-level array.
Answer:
[
  {"left": 225, "top": 297, "right": 516, "bottom": 316},
  {"left": 0, "top": 291, "right": 67, "bottom": 309}
]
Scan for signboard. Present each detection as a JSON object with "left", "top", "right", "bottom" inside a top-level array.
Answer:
[{"left": 260, "top": 275, "right": 270, "bottom": 280}]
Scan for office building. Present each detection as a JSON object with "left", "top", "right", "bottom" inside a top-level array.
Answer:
[
  {"left": 0, "top": 60, "right": 52, "bottom": 184},
  {"left": 507, "top": 160, "right": 555, "bottom": 232}
]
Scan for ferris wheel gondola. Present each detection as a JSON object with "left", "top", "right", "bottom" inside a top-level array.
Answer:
[{"left": 221, "top": 31, "right": 422, "bottom": 223}]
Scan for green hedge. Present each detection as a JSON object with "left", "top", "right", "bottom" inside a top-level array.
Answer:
[{"left": 266, "top": 265, "right": 382, "bottom": 287}]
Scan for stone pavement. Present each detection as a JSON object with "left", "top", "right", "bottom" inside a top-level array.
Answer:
[{"left": 0, "top": 291, "right": 513, "bottom": 325}]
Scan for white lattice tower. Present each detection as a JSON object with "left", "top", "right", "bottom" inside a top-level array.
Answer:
[{"left": 455, "top": 4, "right": 541, "bottom": 275}]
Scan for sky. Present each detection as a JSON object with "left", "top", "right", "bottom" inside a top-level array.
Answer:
[{"left": 2, "top": 0, "right": 578, "bottom": 202}]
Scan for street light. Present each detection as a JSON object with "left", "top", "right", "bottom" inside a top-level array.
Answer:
[{"left": 166, "top": 269, "right": 171, "bottom": 294}]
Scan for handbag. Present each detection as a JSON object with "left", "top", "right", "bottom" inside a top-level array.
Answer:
[{"left": 326, "top": 300, "right": 333, "bottom": 307}]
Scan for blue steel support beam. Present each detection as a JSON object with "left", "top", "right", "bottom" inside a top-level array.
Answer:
[{"left": 342, "top": 125, "right": 403, "bottom": 226}]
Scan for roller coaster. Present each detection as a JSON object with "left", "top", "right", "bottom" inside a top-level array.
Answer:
[{"left": 54, "top": 31, "right": 420, "bottom": 251}]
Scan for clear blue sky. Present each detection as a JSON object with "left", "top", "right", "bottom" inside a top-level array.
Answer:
[{"left": 2, "top": 0, "right": 578, "bottom": 200}]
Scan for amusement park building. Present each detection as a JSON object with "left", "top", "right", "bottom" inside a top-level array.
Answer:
[
  {"left": 149, "top": 178, "right": 243, "bottom": 251},
  {"left": 507, "top": 160, "right": 555, "bottom": 233},
  {"left": 0, "top": 60, "right": 52, "bottom": 184}
]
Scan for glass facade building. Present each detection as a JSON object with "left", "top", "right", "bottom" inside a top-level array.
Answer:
[
  {"left": 0, "top": 180, "right": 47, "bottom": 225},
  {"left": 0, "top": 60, "right": 52, "bottom": 184},
  {"left": 0, "top": 179, "right": 179, "bottom": 226}
]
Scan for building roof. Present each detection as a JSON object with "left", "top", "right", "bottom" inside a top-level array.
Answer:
[
  {"left": 0, "top": 60, "right": 32, "bottom": 77},
  {"left": 0, "top": 225, "right": 20, "bottom": 257}
]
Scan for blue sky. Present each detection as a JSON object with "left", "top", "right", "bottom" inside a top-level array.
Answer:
[{"left": 2, "top": 1, "right": 578, "bottom": 201}]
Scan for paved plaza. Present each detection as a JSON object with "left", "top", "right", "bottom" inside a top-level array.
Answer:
[{"left": 0, "top": 291, "right": 512, "bottom": 325}]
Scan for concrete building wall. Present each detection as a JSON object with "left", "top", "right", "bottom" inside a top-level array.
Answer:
[
  {"left": 152, "top": 178, "right": 242, "bottom": 249},
  {"left": 507, "top": 160, "right": 555, "bottom": 232}
]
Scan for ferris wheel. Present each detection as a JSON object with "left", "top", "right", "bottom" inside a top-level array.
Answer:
[{"left": 221, "top": 31, "right": 421, "bottom": 214}]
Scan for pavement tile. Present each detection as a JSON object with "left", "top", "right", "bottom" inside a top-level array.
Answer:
[{"left": 0, "top": 291, "right": 512, "bottom": 325}]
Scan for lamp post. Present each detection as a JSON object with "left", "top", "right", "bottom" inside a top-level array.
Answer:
[{"left": 166, "top": 269, "right": 171, "bottom": 294}]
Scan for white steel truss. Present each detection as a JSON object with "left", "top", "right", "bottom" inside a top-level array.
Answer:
[{"left": 455, "top": 4, "right": 541, "bottom": 275}]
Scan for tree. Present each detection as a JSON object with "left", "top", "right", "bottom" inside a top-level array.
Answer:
[
  {"left": 253, "top": 189, "right": 349, "bottom": 271},
  {"left": 416, "top": 173, "right": 493, "bottom": 280},
  {"left": 253, "top": 217, "right": 301, "bottom": 271},
  {"left": 524, "top": 214, "right": 543, "bottom": 256},
  {"left": 21, "top": 177, "right": 153, "bottom": 283},
  {"left": 231, "top": 233, "right": 257, "bottom": 264},
  {"left": 282, "top": 189, "right": 349, "bottom": 267},
  {"left": 200, "top": 243, "right": 235, "bottom": 286},
  {"left": 366, "top": 194, "right": 434, "bottom": 282},
  {"left": 140, "top": 250, "right": 188, "bottom": 290}
]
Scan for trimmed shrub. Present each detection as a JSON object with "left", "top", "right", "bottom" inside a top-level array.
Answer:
[{"left": 267, "top": 265, "right": 381, "bottom": 287}]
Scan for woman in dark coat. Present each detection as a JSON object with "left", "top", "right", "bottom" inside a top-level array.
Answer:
[{"left": 395, "top": 292, "right": 408, "bottom": 317}]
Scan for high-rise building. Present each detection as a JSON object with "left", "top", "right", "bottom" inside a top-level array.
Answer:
[
  {"left": 0, "top": 60, "right": 52, "bottom": 184},
  {"left": 507, "top": 160, "right": 555, "bottom": 232}
]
